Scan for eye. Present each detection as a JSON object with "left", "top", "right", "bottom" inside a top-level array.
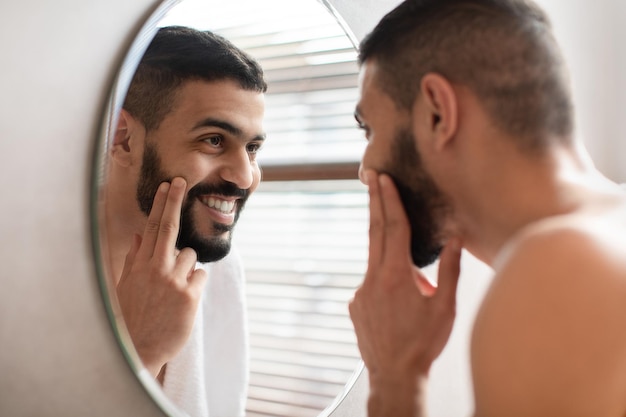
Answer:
[
  {"left": 354, "top": 115, "right": 370, "bottom": 138},
  {"left": 246, "top": 141, "right": 263, "bottom": 155},
  {"left": 203, "top": 135, "right": 223, "bottom": 147}
]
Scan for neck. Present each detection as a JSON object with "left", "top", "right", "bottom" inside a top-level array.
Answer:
[
  {"left": 456, "top": 142, "right": 613, "bottom": 265},
  {"left": 101, "top": 174, "right": 146, "bottom": 286}
]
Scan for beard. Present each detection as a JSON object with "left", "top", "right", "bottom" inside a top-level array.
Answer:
[
  {"left": 136, "top": 143, "right": 249, "bottom": 263},
  {"left": 384, "top": 127, "right": 449, "bottom": 268}
]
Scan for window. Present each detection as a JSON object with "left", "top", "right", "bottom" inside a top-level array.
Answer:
[{"left": 236, "top": 180, "right": 366, "bottom": 417}]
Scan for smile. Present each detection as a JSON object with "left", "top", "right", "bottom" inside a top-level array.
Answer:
[{"left": 199, "top": 196, "right": 236, "bottom": 214}]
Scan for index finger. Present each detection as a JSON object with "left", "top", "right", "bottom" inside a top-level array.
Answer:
[
  {"left": 378, "top": 174, "right": 412, "bottom": 261},
  {"left": 136, "top": 181, "right": 171, "bottom": 260},
  {"left": 365, "top": 170, "right": 384, "bottom": 269},
  {"left": 152, "top": 177, "right": 187, "bottom": 260}
]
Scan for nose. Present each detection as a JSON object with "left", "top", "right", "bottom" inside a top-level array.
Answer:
[{"left": 219, "top": 147, "right": 256, "bottom": 189}]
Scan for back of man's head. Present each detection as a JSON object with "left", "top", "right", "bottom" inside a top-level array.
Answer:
[
  {"left": 123, "top": 26, "right": 267, "bottom": 131},
  {"left": 359, "top": 0, "right": 573, "bottom": 151}
]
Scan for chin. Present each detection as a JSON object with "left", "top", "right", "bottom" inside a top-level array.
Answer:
[
  {"left": 191, "top": 234, "right": 232, "bottom": 263},
  {"left": 196, "top": 249, "right": 229, "bottom": 263},
  {"left": 178, "top": 207, "right": 237, "bottom": 262}
]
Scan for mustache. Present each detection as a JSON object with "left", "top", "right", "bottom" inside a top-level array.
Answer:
[{"left": 185, "top": 180, "right": 249, "bottom": 200}]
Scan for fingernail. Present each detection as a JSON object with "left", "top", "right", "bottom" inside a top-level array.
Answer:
[
  {"left": 171, "top": 177, "right": 186, "bottom": 189},
  {"left": 159, "top": 182, "right": 170, "bottom": 193}
]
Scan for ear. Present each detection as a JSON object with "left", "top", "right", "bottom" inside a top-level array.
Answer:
[
  {"left": 415, "top": 73, "right": 458, "bottom": 151},
  {"left": 111, "top": 109, "right": 142, "bottom": 168}
]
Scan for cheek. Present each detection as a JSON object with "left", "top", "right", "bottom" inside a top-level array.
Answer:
[{"left": 175, "top": 156, "right": 219, "bottom": 183}]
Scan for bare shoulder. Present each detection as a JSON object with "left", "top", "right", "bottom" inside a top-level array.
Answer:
[
  {"left": 471, "top": 204, "right": 626, "bottom": 417},
  {"left": 496, "top": 191, "right": 626, "bottom": 282}
]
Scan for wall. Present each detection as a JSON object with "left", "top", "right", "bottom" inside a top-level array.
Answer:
[
  {"left": 0, "top": 0, "right": 173, "bottom": 415},
  {"left": 540, "top": 0, "right": 626, "bottom": 181}
]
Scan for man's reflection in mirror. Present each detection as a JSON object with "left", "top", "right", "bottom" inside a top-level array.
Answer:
[{"left": 101, "top": 26, "right": 267, "bottom": 417}]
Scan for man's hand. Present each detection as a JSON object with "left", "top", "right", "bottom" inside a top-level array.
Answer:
[
  {"left": 349, "top": 171, "right": 462, "bottom": 416},
  {"left": 116, "top": 177, "right": 208, "bottom": 378}
]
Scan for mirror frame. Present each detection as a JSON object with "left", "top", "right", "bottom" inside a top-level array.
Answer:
[{"left": 90, "top": 0, "right": 395, "bottom": 416}]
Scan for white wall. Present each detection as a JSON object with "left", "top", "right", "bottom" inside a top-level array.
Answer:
[
  {"left": 0, "top": 0, "right": 174, "bottom": 416},
  {"left": 540, "top": 0, "right": 626, "bottom": 181}
]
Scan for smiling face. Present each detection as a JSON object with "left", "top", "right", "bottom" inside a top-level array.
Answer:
[
  {"left": 356, "top": 61, "right": 450, "bottom": 267},
  {"left": 135, "top": 79, "right": 265, "bottom": 262}
]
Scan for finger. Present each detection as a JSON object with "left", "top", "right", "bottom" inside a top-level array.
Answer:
[
  {"left": 366, "top": 170, "right": 384, "bottom": 270},
  {"left": 153, "top": 177, "right": 187, "bottom": 260},
  {"left": 435, "top": 237, "right": 462, "bottom": 304},
  {"left": 378, "top": 174, "right": 411, "bottom": 258},
  {"left": 119, "top": 234, "right": 142, "bottom": 283},
  {"left": 137, "top": 181, "right": 170, "bottom": 260},
  {"left": 414, "top": 270, "right": 437, "bottom": 296},
  {"left": 187, "top": 267, "right": 208, "bottom": 293},
  {"left": 174, "top": 247, "right": 198, "bottom": 281}
]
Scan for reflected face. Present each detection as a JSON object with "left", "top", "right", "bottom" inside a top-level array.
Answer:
[
  {"left": 136, "top": 79, "right": 265, "bottom": 262},
  {"left": 356, "top": 61, "right": 449, "bottom": 267}
]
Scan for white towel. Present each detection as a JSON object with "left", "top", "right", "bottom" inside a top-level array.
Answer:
[{"left": 162, "top": 245, "right": 249, "bottom": 417}]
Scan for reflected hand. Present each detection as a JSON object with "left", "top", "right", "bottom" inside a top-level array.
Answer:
[
  {"left": 349, "top": 171, "right": 462, "bottom": 398},
  {"left": 116, "top": 177, "right": 207, "bottom": 378}
]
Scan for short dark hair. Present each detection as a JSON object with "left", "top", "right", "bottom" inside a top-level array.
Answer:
[
  {"left": 123, "top": 26, "right": 267, "bottom": 131},
  {"left": 359, "top": 0, "right": 574, "bottom": 150}
]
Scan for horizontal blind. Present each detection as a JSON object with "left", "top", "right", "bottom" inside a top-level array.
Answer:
[{"left": 234, "top": 180, "right": 367, "bottom": 417}]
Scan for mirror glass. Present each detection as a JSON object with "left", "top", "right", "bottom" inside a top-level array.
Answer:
[{"left": 94, "top": 0, "right": 367, "bottom": 416}]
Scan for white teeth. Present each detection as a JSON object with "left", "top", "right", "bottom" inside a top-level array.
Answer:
[{"left": 201, "top": 196, "right": 235, "bottom": 214}]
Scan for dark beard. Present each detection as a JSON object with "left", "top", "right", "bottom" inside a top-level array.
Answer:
[
  {"left": 385, "top": 127, "right": 447, "bottom": 267},
  {"left": 136, "top": 143, "right": 249, "bottom": 262}
]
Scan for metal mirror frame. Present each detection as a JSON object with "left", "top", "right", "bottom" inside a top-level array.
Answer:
[{"left": 90, "top": 0, "right": 396, "bottom": 416}]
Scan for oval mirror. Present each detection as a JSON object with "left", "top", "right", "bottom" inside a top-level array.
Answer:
[{"left": 94, "top": 0, "right": 367, "bottom": 416}]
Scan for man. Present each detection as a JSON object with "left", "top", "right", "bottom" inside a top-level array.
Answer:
[
  {"left": 102, "top": 26, "right": 266, "bottom": 417},
  {"left": 349, "top": 1, "right": 626, "bottom": 416}
]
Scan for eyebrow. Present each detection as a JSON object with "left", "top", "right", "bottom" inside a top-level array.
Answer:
[{"left": 191, "top": 117, "right": 266, "bottom": 142}]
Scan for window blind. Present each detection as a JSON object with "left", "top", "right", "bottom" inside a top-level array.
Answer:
[{"left": 234, "top": 180, "right": 367, "bottom": 417}]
